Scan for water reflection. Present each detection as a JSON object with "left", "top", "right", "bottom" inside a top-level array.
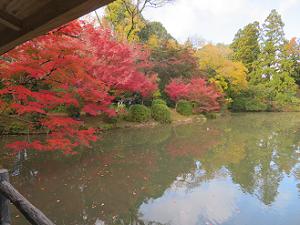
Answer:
[
  {"left": 139, "top": 174, "right": 239, "bottom": 225},
  {"left": 1, "top": 113, "right": 300, "bottom": 224}
]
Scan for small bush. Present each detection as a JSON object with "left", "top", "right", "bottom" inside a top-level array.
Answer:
[
  {"left": 66, "top": 104, "right": 80, "bottom": 118},
  {"left": 9, "top": 122, "right": 27, "bottom": 133},
  {"left": 204, "top": 112, "right": 218, "bottom": 119},
  {"left": 152, "top": 99, "right": 167, "bottom": 106},
  {"left": 102, "top": 113, "right": 118, "bottom": 124},
  {"left": 115, "top": 103, "right": 129, "bottom": 121},
  {"left": 245, "top": 99, "right": 268, "bottom": 111},
  {"left": 51, "top": 104, "right": 66, "bottom": 113},
  {"left": 127, "top": 104, "right": 151, "bottom": 122},
  {"left": 272, "top": 93, "right": 295, "bottom": 111},
  {"left": 101, "top": 103, "right": 128, "bottom": 123},
  {"left": 231, "top": 97, "right": 268, "bottom": 112},
  {"left": 151, "top": 104, "right": 171, "bottom": 124},
  {"left": 176, "top": 100, "right": 193, "bottom": 116},
  {"left": 152, "top": 90, "right": 162, "bottom": 99},
  {"left": 230, "top": 87, "right": 269, "bottom": 112}
]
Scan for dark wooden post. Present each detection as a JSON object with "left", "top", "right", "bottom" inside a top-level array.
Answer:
[{"left": 0, "top": 169, "right": 11, "bottom": 225}]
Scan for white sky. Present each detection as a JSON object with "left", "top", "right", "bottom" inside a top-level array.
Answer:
[
  {"left": 95, "top": 0, "right": 300, "bottom": 44},
  {"left": 141, "top": 0, "right": 300, "bottom": 44}
]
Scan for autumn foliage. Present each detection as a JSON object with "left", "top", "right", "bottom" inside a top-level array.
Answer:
[
  {"left": 165, "top": 78, "right": 222, "bottom": 112},
  {"left": 0, "top": 20, "right": 157, "bottom": 154}
]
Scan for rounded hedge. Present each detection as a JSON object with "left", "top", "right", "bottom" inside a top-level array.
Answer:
[
  {"left": 151, "top": 104, "right": 171, "bottom": 124},
  {"left": 152, "top": 99, "right": 167, "bottom": 106},
  {"left": 128, "top": 104, "right": 151, "bottom": 122},
  {"left": 176, "top": 100, "right": 193, "bottom": 116}
]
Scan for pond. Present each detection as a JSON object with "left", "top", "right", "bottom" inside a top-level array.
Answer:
[{"left": 1, "top": 113, "right": 300, "bottom": 225}]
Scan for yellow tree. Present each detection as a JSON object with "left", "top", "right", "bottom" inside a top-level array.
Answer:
[
  {"left": 196, "top": 44, "right": 248, "bottom": 94},
  {"left": 104, "top": 0, "right": 145, "bottom": 42},
  {"left": 104, "top": 0, "right": 173, "bottom": 42}
]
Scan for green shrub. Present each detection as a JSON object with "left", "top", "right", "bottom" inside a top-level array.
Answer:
[
  {"left": 230, "top": 94, "right": 247, "bottom": 111},
  {"left": 231, "top": 97, "right": 268, "bottom": 112},
  {"left": 204, "top": 112, "right": 218, "bottom": 119},
  {"left": 230, "top": 86, "right": 269, "bottom": 112},
  {"left": 176, "top": 100, "right": 193, "bottom": 116},
  {"left": 115, "top": 103, "right": 129, "bottom": 121},
  {"left": 102, "top": 113, "right": 118, "bottom": 124},
  {"left": 51, "top": 104, "right": 66, "bottom": 113},
  {"left": 9, "top": 122, "right": 27, "bottom": 133},
  {"left": 152, "top": 90, "right": 162, "bottom": 99},
  {"left": 127, "top": 104, "right": 151, "bottom": 122},
  {"left": 25, "top": 113, "right": 46, "bottom": 129},
  {"left": 245, "top": 99, "right": 268, "bottom": 111},
  {"left": 66, "top": 104, "right": 80, "bottom": 118},
  {"left": 151, "top": 104, "right": 171, "bottom": 123},
  {"left": 286, "top": 96, "right": 300, "bottom": 111},
  {"left": 152, "top": 99, "right": 167, "bottom": 106}
]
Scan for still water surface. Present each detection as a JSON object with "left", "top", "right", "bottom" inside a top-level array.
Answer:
[{"left": 1, "top": 113, "right": 300, "bottom": 225}]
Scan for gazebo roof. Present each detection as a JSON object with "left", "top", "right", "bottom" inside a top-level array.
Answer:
[{"left": 0, "top": 0, "right": 114, "bottom": 55}]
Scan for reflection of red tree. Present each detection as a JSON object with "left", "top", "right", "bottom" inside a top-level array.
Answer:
[
  {"left": 167, "top": 128, "right": 221, "bottom": 158},
  {"left": 11, "top": 148, "right": 159, "bottom": 224}
]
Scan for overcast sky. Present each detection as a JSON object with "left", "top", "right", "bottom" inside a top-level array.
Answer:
[{"left": 141, "top": 0, "right": 300, "bottom": 44}]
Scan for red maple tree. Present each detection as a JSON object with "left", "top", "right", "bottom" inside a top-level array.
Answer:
[
  {"left": 0, "top": 20, "right": 157, "bottom": 154},
  {"left": 165, "top": 78, "right": 222, "bottom": 112}
]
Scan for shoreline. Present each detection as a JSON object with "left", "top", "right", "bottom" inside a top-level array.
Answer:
[
  {"left": 0, "top": 112, "right": 208, "bottom": 136},
  {"left": 3, "top": 111, "right": 300, "bottom": 136}
]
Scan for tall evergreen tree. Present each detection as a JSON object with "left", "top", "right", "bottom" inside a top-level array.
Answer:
[
  {"left": 231, "top": 21, "right": 260, "bottom": 74},
  {"left": 251, "top": 9, "right": 297, "bottom": 100}
]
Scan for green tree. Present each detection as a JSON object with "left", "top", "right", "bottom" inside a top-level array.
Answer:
[
  {"left": 104, "top": 0, "right": 173, "bottom": 41},
  {"left": 251, "top": 9, "right": 297, "bottom": 104},
  {"left": 138, "top": 21, "right": 174, "bottom": 43},
  {"left": 285, "top": 38, "right": 300, "bottom": 85},
  {"left": 104, "top": 0, "right": 145, "bottom": 41},
  {"left": 230, "top": 22, "right": 260, "bottom": 74}
]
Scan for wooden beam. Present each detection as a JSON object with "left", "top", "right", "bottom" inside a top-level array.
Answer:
[
  {"left": 0, "top": 10, "right": 22, "bottom": 31},
  {"left": 0, "top": 169, "right": 11, "bottom": 225},
  {"left": 0, "top": 174, "right": 55, "bottom": 225},
  {"left": 0, "top": 0, "right": 115, "bottom": 55}
]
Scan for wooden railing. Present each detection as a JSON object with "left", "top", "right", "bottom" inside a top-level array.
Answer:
[{"left": 0, "top": 169, "right": 55, "bottom": 225}]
